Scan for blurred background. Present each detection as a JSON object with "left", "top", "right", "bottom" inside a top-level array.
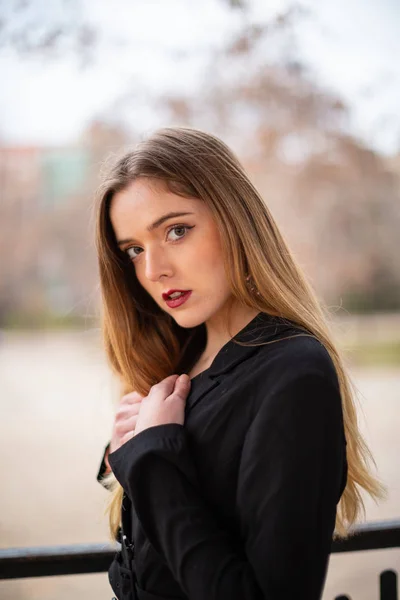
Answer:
[{"left": 0, "top": 0, "right": 399, "bottom": 598}]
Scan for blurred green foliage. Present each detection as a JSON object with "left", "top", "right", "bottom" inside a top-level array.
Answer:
[{"left": 344, "top": 340, "right": 400, "bottom": 368}]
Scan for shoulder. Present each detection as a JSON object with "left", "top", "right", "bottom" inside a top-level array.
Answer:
[
  {"left": 243, "top": 333, "right": 343, "bottom": 427},
  {"left": 249, "top": 327, "right": 339, "bottom": 392}
]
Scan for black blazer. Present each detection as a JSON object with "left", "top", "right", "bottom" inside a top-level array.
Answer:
[{"left": 100, "top": 312, "right": 348, "bottom": 600}]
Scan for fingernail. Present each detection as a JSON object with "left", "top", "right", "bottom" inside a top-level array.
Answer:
[{"left": 179, "top": 374, "right": 190, "bottom": 384}]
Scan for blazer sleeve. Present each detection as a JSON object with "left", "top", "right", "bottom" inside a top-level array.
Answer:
[{"left": 108, "top": 371, "right": 346, "bottom": 600}]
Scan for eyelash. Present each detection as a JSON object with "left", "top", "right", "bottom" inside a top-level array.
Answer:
[{"left": 125, "top": 224, "right": 195, "bottom": 261}]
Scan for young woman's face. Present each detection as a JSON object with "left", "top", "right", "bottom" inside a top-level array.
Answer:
[{"left": 110, "top": 177, "right": 233, "bottom": 329}]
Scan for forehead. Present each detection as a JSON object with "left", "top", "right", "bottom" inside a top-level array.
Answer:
[{"left": 110, "top": 178, "right": 199, "bottom": 221}]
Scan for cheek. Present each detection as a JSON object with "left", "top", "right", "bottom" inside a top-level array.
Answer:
[
  {"left": 131, "top": 226, "right": 227, "bottom": 288},
  {"left": 130, "top": 263, "right": 147, "bottom": 291},
  {"left": 190, "top": 229, "right": 227, "bottom": 279}
]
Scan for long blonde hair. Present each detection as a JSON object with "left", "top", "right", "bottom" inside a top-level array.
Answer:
[{"left": 94, "top": 126, "right": 386, "bottom": 541}]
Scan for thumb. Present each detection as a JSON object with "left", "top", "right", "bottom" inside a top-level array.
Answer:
[
  {"left": 160, "top": 374, "right": 180, "bottom": 394},
  {"left": 172, "top": 373, "right": 191, "bottom": 398}
]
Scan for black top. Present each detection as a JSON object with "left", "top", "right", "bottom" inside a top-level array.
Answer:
[{"left": 102, "top": 311, "right": 348, "bottom": 600}]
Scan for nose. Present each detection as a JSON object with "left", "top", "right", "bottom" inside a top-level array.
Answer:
[{"left": 144, "top": 246, "right": 173, "bottom": 282}]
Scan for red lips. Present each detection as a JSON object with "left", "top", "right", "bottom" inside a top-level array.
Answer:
[{"left": 162, "top": 289, "right": 191, "bottom": 300}]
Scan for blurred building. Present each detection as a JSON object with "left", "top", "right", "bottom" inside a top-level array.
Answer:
[{"left": 0, "top": 144, "right": 93, "bottom": 324}]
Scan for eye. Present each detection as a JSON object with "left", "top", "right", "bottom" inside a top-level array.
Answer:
[
  {"left": 125, "top": 225, "right": 194, "bottom": 262},
  {"left": 126, "top": 246, "right": 142, "bottom": 260},
  {"left": 166, "top": 225, "right": 193, "bottom": 241}
]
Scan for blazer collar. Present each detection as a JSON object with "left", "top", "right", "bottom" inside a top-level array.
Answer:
[
  {"left": 206, "top": 311, "right": 295, "bottom": 378},
  {"left": 185, "top": 311, "right": 296, "bottom": 414}
]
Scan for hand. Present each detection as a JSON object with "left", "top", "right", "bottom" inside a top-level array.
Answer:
[
  {"left": 109, "top": 390, "right": 145, "bottom": 454},
  {"left": 134, "top": 374, "right": 191, "bottom": 437}
]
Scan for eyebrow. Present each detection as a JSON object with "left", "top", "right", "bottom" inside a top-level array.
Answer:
[{"left": 116, "top": 211, "right": 195, "bottom": 246}]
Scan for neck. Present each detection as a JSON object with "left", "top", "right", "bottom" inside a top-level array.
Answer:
[{"left": 201, "top": 303, "right": 260, "bottom": 364}]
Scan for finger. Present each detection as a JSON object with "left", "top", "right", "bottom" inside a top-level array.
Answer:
[
  {"left": 116, "top": 403, "right": 141, "bottom": 420},
  {"left": 169, "top": 374, "right": 191, "bottom": 401},
  {"left": 121, "top": 391, "right": 144, "bottom": 405},
  {"left": 115, "top": 415, "right": 138, "bottom": 436},
  {"left": 175, "top": 374, "right": 191, "bottom": 389},
  {"left": 153, "top": 374, "right": 179, "bottom": 395},
  {"left": 162, "top": 374, "right": 180, "bottom": 384},
  {"left": 120, "top": 430, "right": 135, "bottom": 446}
]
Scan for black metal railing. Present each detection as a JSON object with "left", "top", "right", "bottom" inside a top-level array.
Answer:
[{"left": 0, "top": 519, "right": 399, "bottom": 599}]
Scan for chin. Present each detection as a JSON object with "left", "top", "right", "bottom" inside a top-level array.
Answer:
[
  {"left": 171, "top": 312, "right": 205, "bottom": 329},
  {"left": 170, "top": 301, "right": 223, "bottom": 329}
]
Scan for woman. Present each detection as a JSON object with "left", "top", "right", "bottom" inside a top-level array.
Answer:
[{"left": 95, "top": 127, "right": 385, "bottom": 600}]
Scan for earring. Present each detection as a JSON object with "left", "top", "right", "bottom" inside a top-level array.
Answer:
[{"left": 245, "top": 274, "right": 261, "bottom": 296}]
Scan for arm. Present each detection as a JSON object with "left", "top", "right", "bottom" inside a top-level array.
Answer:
[
  {"left": 97, "top": 389, "right": 144, "bottom": 489},
  {"left": 108, "top": 372, "right": 346, "bottom": 600}
]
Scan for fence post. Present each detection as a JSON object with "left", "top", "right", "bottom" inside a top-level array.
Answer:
[{"left": 380, "top": 569, "right": 398, "bottom": 600}]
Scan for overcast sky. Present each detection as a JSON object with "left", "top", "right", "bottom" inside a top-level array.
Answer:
[{"left": 0, "top": 0, "right": 399, "bottom": 155}]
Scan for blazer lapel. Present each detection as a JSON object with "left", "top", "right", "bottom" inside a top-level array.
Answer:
[
  {"left": 184, "top": 311, "right": 298, "bottom": 415},
  {"left": 185, "top": 374, "right": 220, "bottom": 414}
]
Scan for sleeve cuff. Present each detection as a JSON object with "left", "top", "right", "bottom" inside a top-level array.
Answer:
[{"left": 108, "top": 423, "right": 197, "bottom": 494}]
